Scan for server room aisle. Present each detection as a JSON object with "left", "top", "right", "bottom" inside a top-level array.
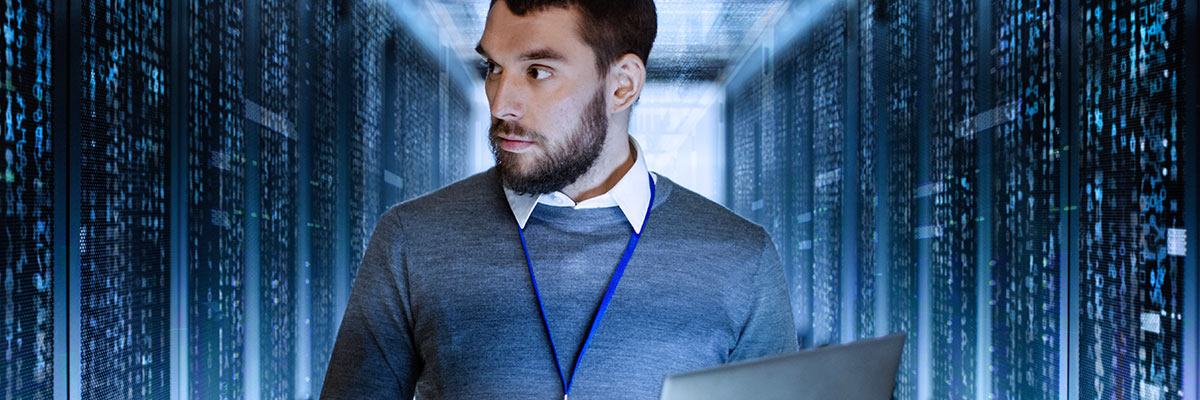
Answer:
[
  {"left": 3, "top": 1, "right": 477, "bottom": 399},
  {"left": 2, "top": 0, "right": 1199, "bottom": 399},
  {"left": 714, "top": 0, "right": 1199, "bottom": 399}
]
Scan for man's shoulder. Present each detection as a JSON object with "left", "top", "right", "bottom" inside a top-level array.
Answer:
[
  {"left": 654, "top": 175, "right": 772, "bottom": 250},
  {"left": 381, "top": 168, "right": 508, "bottom": 226}
]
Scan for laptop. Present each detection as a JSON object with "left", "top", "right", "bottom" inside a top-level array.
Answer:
[{"left": 659, "top": 332, "right": 906, "bottom": 400}]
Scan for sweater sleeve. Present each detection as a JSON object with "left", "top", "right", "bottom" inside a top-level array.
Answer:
[
  {"left": 320, "top": 210, "right": 422, "bottom": 399},
  {"left": 728, "top": 234, "right": 799, "bottom": 362}
]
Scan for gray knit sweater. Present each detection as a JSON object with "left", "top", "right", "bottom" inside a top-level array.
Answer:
[{"left": 321, "top": 168, "right": 797, "bottom": 399}]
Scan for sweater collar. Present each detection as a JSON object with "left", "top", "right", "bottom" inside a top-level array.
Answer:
[{"left": 503, "top": 136, "right": 656, "bottom": 234}]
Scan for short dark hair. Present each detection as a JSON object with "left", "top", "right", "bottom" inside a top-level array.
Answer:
[{"left": 490, "top": 0, "right": 657, "bottom": 74}]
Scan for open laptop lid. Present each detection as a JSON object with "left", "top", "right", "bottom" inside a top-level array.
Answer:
[{"left": 660, "top": 332, "right": 907, "bottom": 400}]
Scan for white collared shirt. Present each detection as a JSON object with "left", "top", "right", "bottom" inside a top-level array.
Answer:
[{"left": 503, "top": 136, "right": 657, "bottom": 234}]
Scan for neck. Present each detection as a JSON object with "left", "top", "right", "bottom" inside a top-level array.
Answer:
[{"left": 560, "top": 134, "right": 635, "bottom": 203}]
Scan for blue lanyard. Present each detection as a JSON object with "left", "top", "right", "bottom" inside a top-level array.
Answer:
[{"left": 517, "top": 173, "right": 656, "bottom": 400}]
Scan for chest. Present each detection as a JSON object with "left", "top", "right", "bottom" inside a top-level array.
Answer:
[{"left": 403, "top": 236, "right": 744, "bottom": 395}]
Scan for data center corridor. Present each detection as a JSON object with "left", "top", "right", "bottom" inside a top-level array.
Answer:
[{"left": 2, "top": 0, "right": 1198, "bottom": 399}]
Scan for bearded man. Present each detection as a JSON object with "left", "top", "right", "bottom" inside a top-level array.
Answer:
[{"left": 321, "top": 1, "right": 797, "bottom": 398}]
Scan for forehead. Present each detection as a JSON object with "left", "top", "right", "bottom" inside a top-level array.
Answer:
[{"left": 479, "top": 2, "right": 592, "bottom": 64}]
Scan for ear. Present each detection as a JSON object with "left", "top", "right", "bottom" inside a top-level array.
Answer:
[{"left": 606, "top": 53, "right": 646, "bottom": 114}]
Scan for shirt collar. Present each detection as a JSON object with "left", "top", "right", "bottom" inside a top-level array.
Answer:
[{"left": 503, "top": 136, "right": 656, "bottom": 233}]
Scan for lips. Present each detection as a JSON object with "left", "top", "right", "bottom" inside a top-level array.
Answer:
[
  {"left": 497, "top": 135, "right": 532, "bottom": 143},
  {"left": 497, "top": 136, "right": 534, "bottom": 152}
]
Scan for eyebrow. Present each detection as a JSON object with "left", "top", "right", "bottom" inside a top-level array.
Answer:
[
  {"left": 475, "top": 43, "right": 567, "bottom": 63},
  {"left": 518, "top": 48, "right": 567, "bottom": 62}
]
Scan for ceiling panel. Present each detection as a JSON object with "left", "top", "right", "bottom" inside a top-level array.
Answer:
[{"left": 419, "top": 0, "right": 790, "bottom": 84}]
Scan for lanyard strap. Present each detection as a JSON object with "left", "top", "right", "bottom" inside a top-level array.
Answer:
[{"left": 517, "top": 173, "right": 656, "bottom": 399}]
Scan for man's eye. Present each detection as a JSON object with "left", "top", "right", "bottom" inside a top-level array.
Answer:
[
  {"left": 481, "top": 61, "right": 501, "bottom": 76},
  {"left": 529, "top": 68, "right": 551, "bottom": 80}
]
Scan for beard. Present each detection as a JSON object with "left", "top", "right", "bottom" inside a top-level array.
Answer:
[{"left": 490, "top": 86, "right": 608, "bottom": 195}]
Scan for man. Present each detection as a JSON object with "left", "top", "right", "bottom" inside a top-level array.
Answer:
[{"left": 321, "top": 0, "right": 797, "bottom": 398}]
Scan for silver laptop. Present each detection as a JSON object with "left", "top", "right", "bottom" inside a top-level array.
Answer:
[{"left": 660, "top": 332, "right": 906, "bottom": 400}]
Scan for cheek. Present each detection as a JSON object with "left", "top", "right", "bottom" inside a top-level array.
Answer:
[
  {"left": 524, "top": 81, "right": 601, "bottom": 144},
  {"left": 525, "top": 99, "right": 574, "bottom": 140},
  {"left": 550, "top": 90, "right": 594, "bottom": 126}
]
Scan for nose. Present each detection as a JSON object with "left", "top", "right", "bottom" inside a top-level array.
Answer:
[{"left": 488, "top": 74, "right": 524, "bottom": 121}]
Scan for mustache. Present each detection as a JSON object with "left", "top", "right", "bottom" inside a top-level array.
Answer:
[{"left": 489, "top": 119, "right": 541, "bottom": 142}]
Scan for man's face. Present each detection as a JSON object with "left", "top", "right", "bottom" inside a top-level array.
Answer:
[{"left": 478, "top": 1, "right": 610, "bottom": 195}]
